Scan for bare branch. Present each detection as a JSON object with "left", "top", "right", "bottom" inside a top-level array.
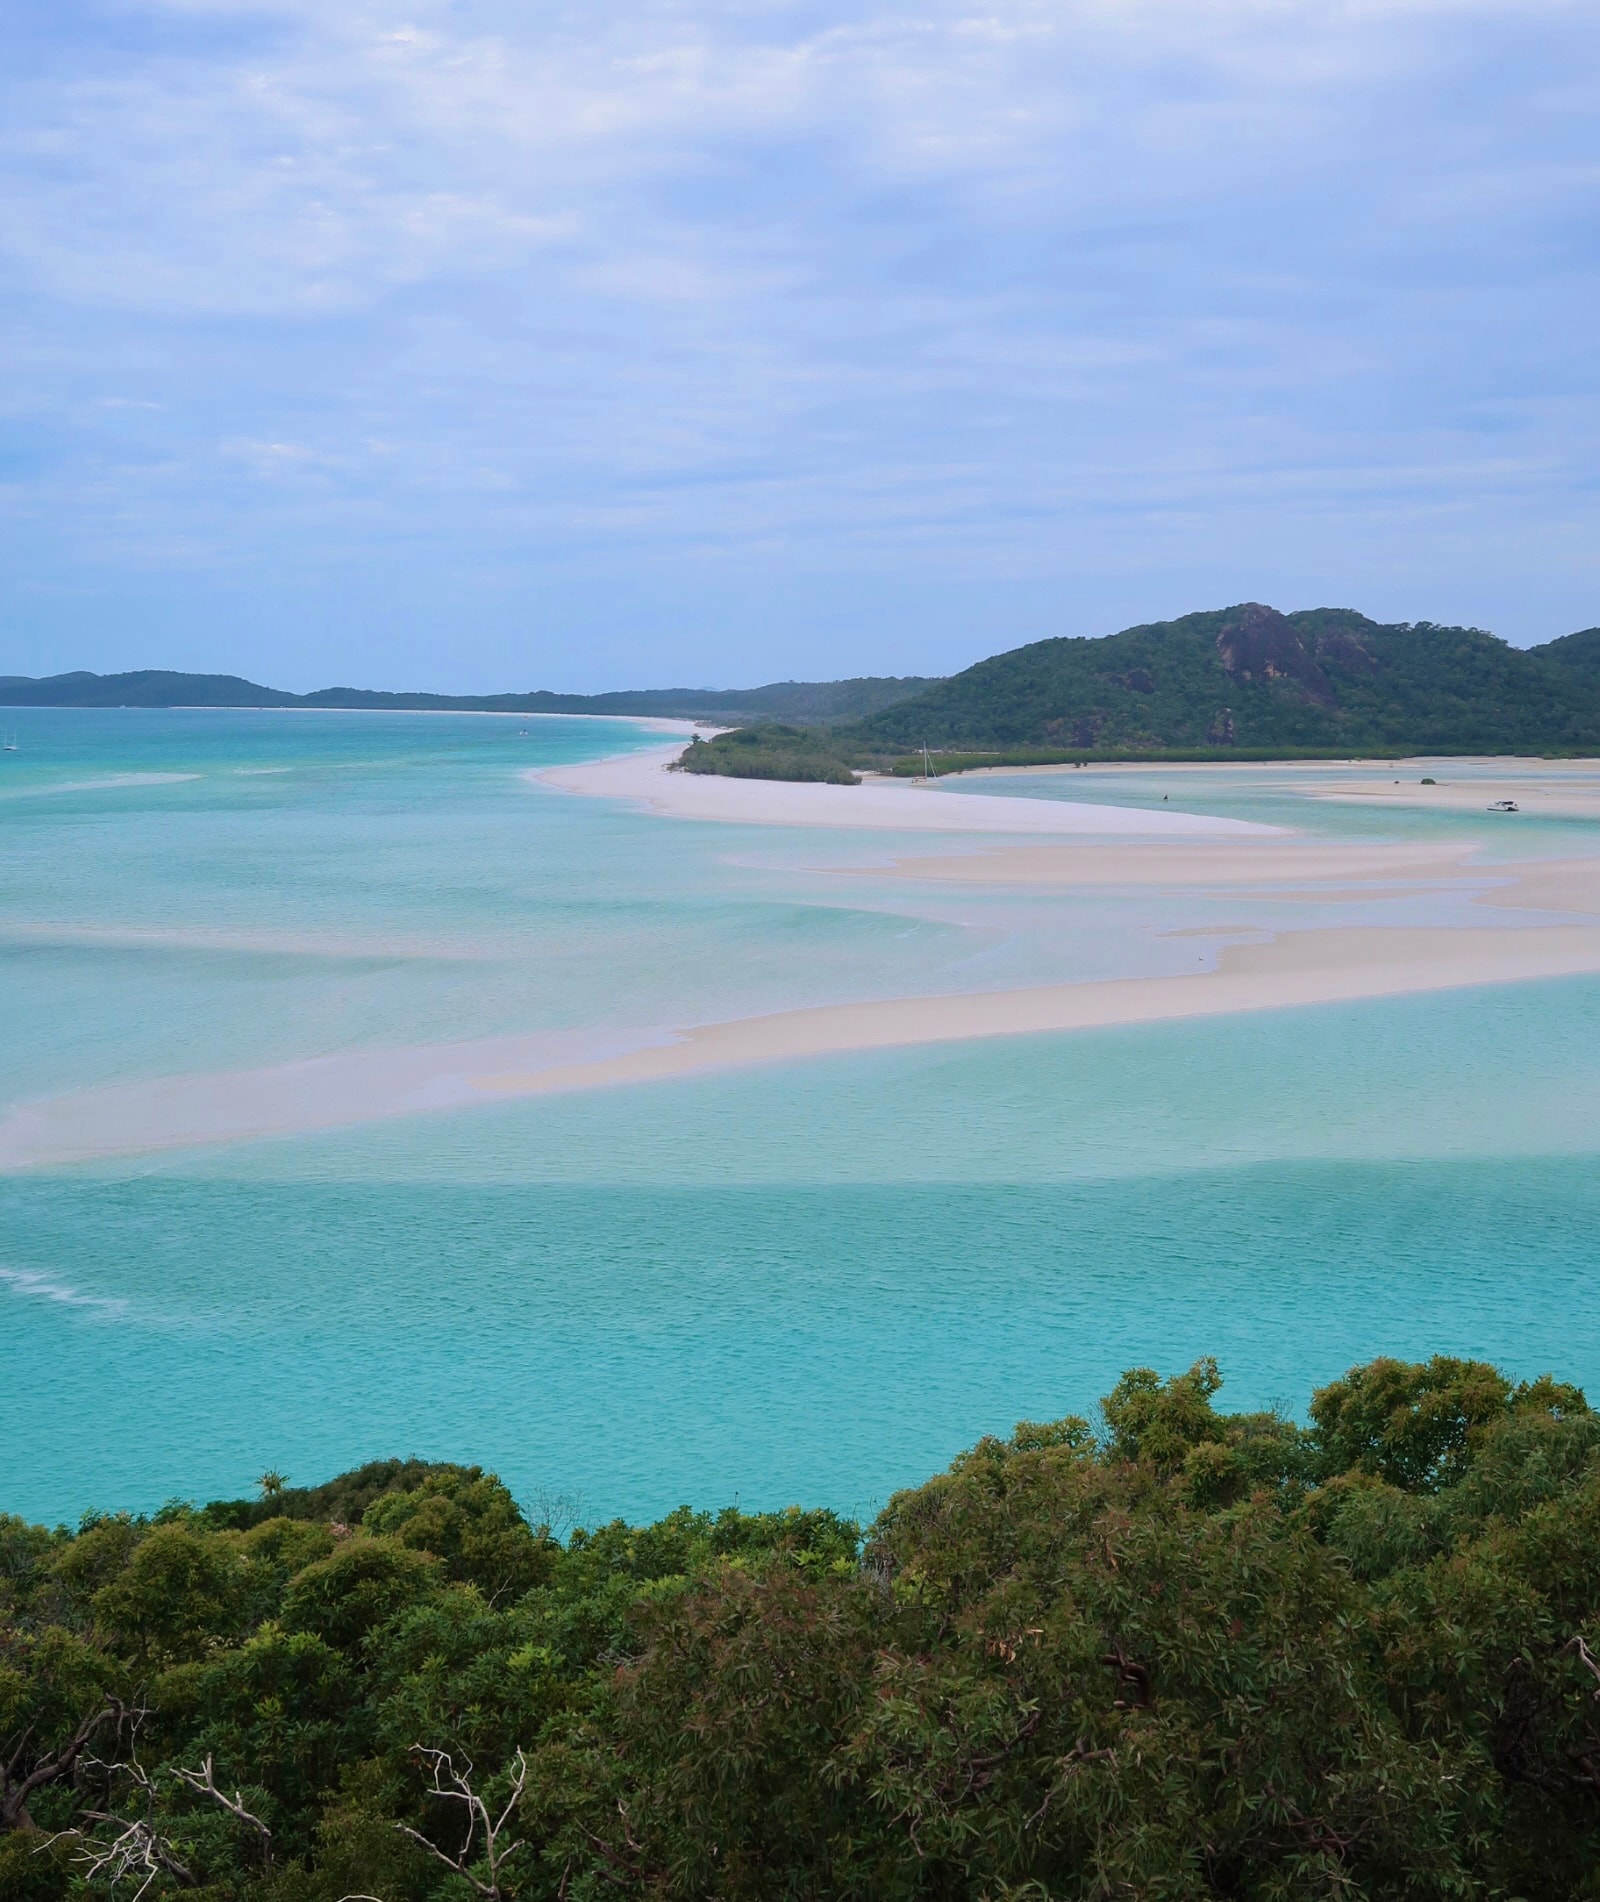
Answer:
[
  {"left": 529, "top": 1489, "right": 583, "bottom": 1543},
  {"left": 1, "top": 1699, "right": 129, "bottom": 1834},
  {"left": 1567, "top": 1634, "right": 1600, "bottom": 1696},
  {"left": 1101, "top": 1646, "right": 1153, "bottom": 1708},
  {"left": 170, "top": 1754, "right": 273, "bottom": 1872},
  {"left": 45, "top": 1809, "right": 197, "bottom": 1899},
  {"left": 32, "top": 1725, "right": 198, "bottom": 1897},
  {"left": 396, "top": 1745, "right": 529, "bottom": 1902}
]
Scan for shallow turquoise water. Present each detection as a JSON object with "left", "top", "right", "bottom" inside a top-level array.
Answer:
[{"left": 3, "top": 711, "right": 1598, "bottom": 1525}]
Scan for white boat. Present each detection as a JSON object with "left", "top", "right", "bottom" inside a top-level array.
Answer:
[
  {"left": 1487, "top": 799, "right": 1519, "bottom": 812},
  {"left": 1, "top": 733, "right": 18, "bottom": 753}
]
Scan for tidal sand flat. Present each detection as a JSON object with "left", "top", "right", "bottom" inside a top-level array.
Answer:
[
  {"left": 6, "top": 736, "right": 1600, "bottom": 1165},
  {"left": 11, "top": 918, "right": 1600, "bottom": 1170},
  {"left": 536, "top": 742, "right": 1278, "bottom": 835},
  {"left": 1304, "top": 757, "right": 1600, "bottom": 822},
  {"left": 5, "top": 709, "right": 1600, "bottom": 1521}
]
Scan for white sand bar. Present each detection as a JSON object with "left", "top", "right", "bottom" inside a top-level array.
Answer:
[
  {"left": 535, "top": 745, "right": 1278, "bottom": 836},
  {"left": 474, "top": 923, "right": 1600, "bottom": 1103},
  {"left": 8, "top": 917, "right": 1600, "bottom": 1170},
  {"left": 851, "top": 838, "right": 1485, "bottom": 891},
  {"left": 0, "top": 1026, "right": 678, "bottom": 1172},
  {"left": 1262, "top": 756, "right": 1600, "bottom": 823}
]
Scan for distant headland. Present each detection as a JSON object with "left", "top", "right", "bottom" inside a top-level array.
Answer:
[
  {"left": 0, "top": 668, "right": 938, "bottom": 726},
  {"left": 672, "top": 603, "right": 1600, "bottom": 780},
  {"left": 8, "top": 602, "right": 1600, "bottom": 778}
]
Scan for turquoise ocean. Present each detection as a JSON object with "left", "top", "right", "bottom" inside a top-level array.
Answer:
[{"left": 3, "top": 709, "right": 1598, "bottom": 1527}]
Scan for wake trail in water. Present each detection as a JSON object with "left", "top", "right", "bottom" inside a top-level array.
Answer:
[{"left": 0, "top": 1264, "right": 127, "bottom": 1314}]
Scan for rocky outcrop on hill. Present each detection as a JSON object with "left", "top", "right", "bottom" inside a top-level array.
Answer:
[
  {"left": 1215, "top": 602, "right": 1336, "bottom": 706},
  {"left": 848, "top": 604, "right": 1600, "bottom": 755}
]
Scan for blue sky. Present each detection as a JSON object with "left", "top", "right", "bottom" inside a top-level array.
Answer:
[{"left": 2, "top": 0, "right": 1597, "bottom": 690}]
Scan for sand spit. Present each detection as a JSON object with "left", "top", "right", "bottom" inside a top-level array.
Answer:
[
  {"left": 886, "top": 753, "right": 1600, "bottom": 823},
  {"left": 1474, "top": 857, "right": 1600, "bottom": 916},
  {"left": 850, "top": 837, "right": 1486, "bottom": 892},
  {"left": 471, "top": 924, "right": 1600, "bottom": 1101},
  {"left": 1306, "top": 771, "right": 1600, "bottom": 823},
  {"left": 952, "top": 754, "right": 1600, "bottom": 779},
  {"left": 8, "top": 918, "right": 1600, "bottom": 1170},
  {"left": 534, "top": 746, "right": 1279, "bottom": 837},
  {"left": 0, "top": 1027, "right": 679, "bottom": 1172}
]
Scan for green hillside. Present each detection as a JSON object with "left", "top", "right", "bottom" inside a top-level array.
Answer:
[
  {"left": 0, "top": 669, "right": 300, "bottom": 708},
  {"left": 679, "top": 604, "right": 1600, "bottom": 779},
  {"left": 0, "top": 669, "right": 939, "bottom": 724},
  {"left": 853, "top": 604, "right": 1600, "bottom": 755},
  {"left": 1536, "top": 626, "right": 1600, "bottom": 680},
  {"left": 14, "top": 606, "right": 1600, "bottom": 769}
]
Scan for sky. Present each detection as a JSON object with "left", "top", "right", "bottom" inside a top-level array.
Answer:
[{"left": 1, "top": 0, "right": 1597, "bottom": 692}]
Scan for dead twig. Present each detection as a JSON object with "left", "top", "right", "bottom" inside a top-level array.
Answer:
[
  {"left": 37, "top": 1758, "right": 192, "bottom": 1900},
  {"left": 1101, "top": 1646, "right": 1153, "bottom": 1708},
  {"left": 395, "top": 1745, "right": 529, "bottom": 1901},
  {"left": 44, "top": 1810, "right": 195, "bottom": 1899},
  {"left": 170, "top": 1753, "right": 273, "bottom": 1872},
  {"left": 1566, "top": 1634, "right": 1600, "bottom": 1696},
  {"left": 1, "top": 1698, "right": 129, "bottom": 1833}
]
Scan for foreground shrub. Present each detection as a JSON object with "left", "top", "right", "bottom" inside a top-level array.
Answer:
[{"left": 5, "top": 1357, "right": 1600, "bottom": 1898}]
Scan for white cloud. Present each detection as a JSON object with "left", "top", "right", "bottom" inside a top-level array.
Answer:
[
  {"left": 3, "top": 0, "right": 1571, "bottom": 316},
  {"left": 0, "top": 0, "right": 1596, "bottom": 676}
]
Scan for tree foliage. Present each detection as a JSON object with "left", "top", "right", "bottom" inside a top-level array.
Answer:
[
  {"left": 678, "top": 604, "right": 1600, "bottom": 778},
  {"left": 674, "top": 726, "right": 862, "bottom": 783},
  {"left": 6, "top": 1361, "right": 1600, "bottom": 1899}
]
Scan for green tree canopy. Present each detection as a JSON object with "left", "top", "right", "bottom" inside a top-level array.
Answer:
[{"left": 5, "top": 1359, "right": 1600, "bottom": 1899}]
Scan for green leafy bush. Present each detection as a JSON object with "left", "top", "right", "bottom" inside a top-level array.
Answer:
[{"left": 6, "top": 1358, "right": 1600, "bottom": 1898}]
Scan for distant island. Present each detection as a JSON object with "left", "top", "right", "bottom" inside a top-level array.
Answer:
[
  {"left": 5, "top": 1351, "right": 1600, "bottom": 1898},
  {"left": 677, "top": 603, "right": 1600, "bottom": 781},
  {"left": 10, "top": 602, "right": 1600, "bottom": 782},
  {"left": 0, "top": 668, "right": 940, "bottom": 726}
]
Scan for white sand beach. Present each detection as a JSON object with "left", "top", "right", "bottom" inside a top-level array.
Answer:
[
  {"left": 8, "top": 905, "right": 1600, "bottom": 1170},
  {"left": 0, "top": 1026, "right": 680, "bottom": 1172},
  {"left": 534, "top": 744, "right": 1278, "bottom": 836},
  {"left": 896, "top": 755, "right": 1600, "bottom": 823},
  {"left": 1305, "top": 768, "right": 1600, "bottom": 823},
  {"left": 8, "top": 741, "right": 1599, "bottom": 1171},
  {"left": 472, "top": 921, "right": 1600, "bottom": 1102},
  {"left": 844, "top": 837, "right": 1486, "bottom": 892}
]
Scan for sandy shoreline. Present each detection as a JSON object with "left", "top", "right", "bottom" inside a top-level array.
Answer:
[
  {"left": 1305, "top": 771, "right": 1600, "bottom": 823},
  {"left": 946, "top": 754, "right": 1600, "bottom": 822},
  {"left": 7, "top": 910, "right": 1600, "bottom": 1169},
  {"left": 474, "top": 923, "right": 1600, "bottom": 1103},
  {"left": 849, "top": 836, "right": 1487, "bottom": 891},
  {"left": 535, "top": 745, "right": 1278, "bottom": 836},
  {"left": 954, "top": 754, "right": 1600, "bottom": 776},
  {"left": 7, "top": 745, "right": 1597, "bottom": 1171}
]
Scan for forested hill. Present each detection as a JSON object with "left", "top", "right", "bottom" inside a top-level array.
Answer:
[
  {"left": 0, "top": 669, "right": 939, "bottom": 723},
  {"left": 14, "top": 605, "right": 1600, "bottom": 761},
  {"left": 0, "top": 670, "right": 302, "bottom": 709},
  {"left": 7, "top": 1353, "right": 1600, "bottom": 1899},
  {"left": 849, "top": 604, "right": 1600, "bottom": 755},
  {"left": 1538, "top": 625, "right": 1600, "bottom": 679}
]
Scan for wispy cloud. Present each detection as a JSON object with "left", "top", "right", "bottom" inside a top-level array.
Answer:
[{"left": 0, "top": 0, "right": 1596, "bottom": 684}]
